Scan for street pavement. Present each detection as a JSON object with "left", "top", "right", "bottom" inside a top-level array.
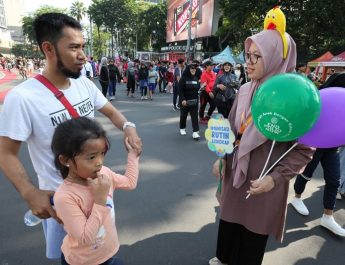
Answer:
[{"left": 0, "top": 76, "right": 344, "bottom": 265}]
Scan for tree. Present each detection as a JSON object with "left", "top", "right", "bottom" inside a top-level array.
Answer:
[
  {"left": 139, "top": 1, "right": 167, "bottom": 52},
  {"left": 218, "top": 0, "right": 345, "bottom": 62},
  {"left": 70, "top": 1, "right": 87, "bottom": 22},
  {"left": 22, "top": 6, "right": 67, "bottom": 53}
]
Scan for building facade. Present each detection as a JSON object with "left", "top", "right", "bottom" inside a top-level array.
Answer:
[{"left": 0, "top": 0, "right": 25, "bottom": 56}]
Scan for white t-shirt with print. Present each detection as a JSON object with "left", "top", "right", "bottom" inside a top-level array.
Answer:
[{"left": 0, "top": 76, "right": 107, "bottom": 191}]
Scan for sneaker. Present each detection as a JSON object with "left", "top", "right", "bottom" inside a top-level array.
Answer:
[
  {"left": 176, "top": 105, "right": 180, "bottom": 110},
  {"left": 109, "top": 96, "right": 115, "bottom": 101},
  {"left": 320, "top": 214, "right": 345, "bottom": 236},
  {"left": 209, "top": 257, "right": 226, "bottom": 265},
  {"left": 336, "top": 192, "right": 342, "bottom": 200},
  {"left": 173, "top": 105, "right": 177, "bottom": 111},
  {"left": 180, "top": 129, "right": 187, "bottom": 136},
  {"left": 141, "top": 96, "right": 144, "bottom": 100},
  {"left": 290, "top": 197, "right": 309, "bottom": 216},
  {"left": 192, "top": 131, "right": 200, "bottom": 140}
]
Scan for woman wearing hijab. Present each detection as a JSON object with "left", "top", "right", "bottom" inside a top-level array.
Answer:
[
  {"left": 126, "top": 62, "right": 136, "bottom": 97},
  {"left": 213, "top": 61, "right": 239, "bottom": 118},
  {"left": 209, "top": 29, "right": 315, "bottom": 265},
  {"left": 98, "top": 57, "right": 109, "bottom": 97}
]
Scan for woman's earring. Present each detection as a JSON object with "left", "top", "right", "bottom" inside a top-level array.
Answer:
[{"left": 66, "top": 164, "right": 70, "bottom": 167}]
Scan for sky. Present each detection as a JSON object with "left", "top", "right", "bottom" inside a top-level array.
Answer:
[{"left": 24, "top": 0, "right": 92, "bottom": 15}]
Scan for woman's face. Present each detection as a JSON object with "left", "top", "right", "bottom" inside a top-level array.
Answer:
[
  {"left": 189, "top": 66, "right": 196, "bottom": 75},
  {"left": 246, "top": 43, "right": 264, "bottom": 81}
]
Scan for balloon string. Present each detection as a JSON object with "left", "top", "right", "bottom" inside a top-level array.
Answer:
[
  {"left": 261, "top": 142, "right": 298, "bottom": 178},
  {"left": 245, "top": 141, "right": 298, "bottom": 199},
  {"left": 258, "top": 140, "right": 276, "bottom": 180},
  {"left": 246, "top": 140, "right": 276, "bottom": 199}
]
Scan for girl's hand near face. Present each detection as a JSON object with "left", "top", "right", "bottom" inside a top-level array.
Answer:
[{"left": 88, "top": 172, "right": 111, "bottom": 206}]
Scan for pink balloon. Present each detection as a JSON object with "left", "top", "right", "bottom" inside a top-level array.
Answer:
[{"left": 298, "top": 87, "right": 345, "bottom": 148}]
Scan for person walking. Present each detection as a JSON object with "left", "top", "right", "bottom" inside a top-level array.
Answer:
[
  {"left": 52, "top": 117, "right": 140, "bottom": 265},
  {"left": 290, "top": 72, "right": 345, "bottom": 237},
  {"left": 199, "top": 61, "right": 216, "bottom": 124},
  {"left": 172, "top": 58, "right": 185, "bottom": 110},
  {"left": 0, "top": 13, "right": 142, "bottom": 260},
  {"left": 178, "top": 63, "right": 201, "bottom": 140},
  {"left": 138, "top": 62, "right": 149, "bottom": 100},
  {"left": 126, "top": 62, "right": 136, "bottom": 97},
  {"left": 209, "top": 29, "right": 314, "bottom": 265},
  {"left": 213, "top": 61, "right": 239, "bottom": 118},
  {"left": 108, "top": 58, "right": 121, "bottom": 101},
  {"left": 98, "top": 57, "right": 109, "bottom": 97}
]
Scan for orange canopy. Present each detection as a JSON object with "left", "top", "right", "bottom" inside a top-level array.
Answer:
[{"left": 308, "top": 51, "right": 334, "bottom": 67}]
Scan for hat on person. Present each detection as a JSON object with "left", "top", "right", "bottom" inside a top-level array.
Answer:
[{"left": 222, "top": 61, "right": 233, "bottom": 66}]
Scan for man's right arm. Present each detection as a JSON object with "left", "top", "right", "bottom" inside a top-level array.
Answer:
[{"left": 0, "top": 136, "right": 58, "bottom": 220}]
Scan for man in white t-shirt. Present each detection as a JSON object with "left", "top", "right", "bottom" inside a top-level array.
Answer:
[
  {"left": 0, "top": 13, "right": 142, "bottom": 260},
  {"left": 81, "top": 60, "right": 94, "bottom": 80}
]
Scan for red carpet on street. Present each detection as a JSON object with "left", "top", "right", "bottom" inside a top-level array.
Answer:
[{"left": 0, "top": 69, "right": 19, "bottom": 103}]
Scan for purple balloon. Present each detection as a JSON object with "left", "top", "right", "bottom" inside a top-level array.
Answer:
[{"left": 298, "top": 87, "right": 345, "bottom": 148}]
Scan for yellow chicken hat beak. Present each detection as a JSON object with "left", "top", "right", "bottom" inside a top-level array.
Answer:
[{"left": 264, "top": 6, "right": 288, "bottom": 59}]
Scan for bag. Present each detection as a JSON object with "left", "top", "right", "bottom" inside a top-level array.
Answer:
[
  {"left": 224, "top": 86, "right": 236, "bottom": 102},
  {"left": 84, "top": 65, "right": 91, "bottom": 79},
  {"left": 186, "top": 99, "right": 198, "bottom": 106}
]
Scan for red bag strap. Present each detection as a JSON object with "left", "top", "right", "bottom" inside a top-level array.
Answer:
[{"left": 35, "top": 74, "right": 79, "bottom": 118}]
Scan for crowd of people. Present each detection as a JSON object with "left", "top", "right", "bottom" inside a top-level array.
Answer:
[{"left": 0, "top": 11, "right": 345, "bottom": 265}]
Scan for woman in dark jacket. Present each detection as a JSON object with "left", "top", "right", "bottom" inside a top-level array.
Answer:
[
  {"left": 98, "top": 57, "right": 109, "bottom": 97},
  {"left": 178, "top": 64, "right": 201, "bottom": 140},
  {"left": 213, "top": 61, "right": 240, "bottom": 118},
  {"left": 108, "top": 59, "right": 121, "bottom": 100}
]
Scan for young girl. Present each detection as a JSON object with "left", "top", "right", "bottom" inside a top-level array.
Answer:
[{"left": 52, "top": 117, "right": 140, "bottom": 265}]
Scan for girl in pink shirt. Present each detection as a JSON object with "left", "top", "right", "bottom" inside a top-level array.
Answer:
[{"left": 52, "top": 117, "right": 140, "bottom": 265}]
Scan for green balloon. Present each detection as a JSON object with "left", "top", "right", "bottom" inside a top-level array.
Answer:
[{"left": 251, "top": 73, "right": 321, "bottom": 142}]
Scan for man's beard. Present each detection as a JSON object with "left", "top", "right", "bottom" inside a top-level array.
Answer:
[{"left": 56, "top": 47, "right": 81, "bottom": 79}]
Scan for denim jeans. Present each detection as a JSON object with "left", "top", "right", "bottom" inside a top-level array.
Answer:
[
  {"left": 108, "top": 80, "right": 117, "bottom": 97},
  {"left": 294, "top": 148, "right": 340, "bottom": 210},
  {"left": 61, "top": 253, "right": 124, "bottom": 265}
]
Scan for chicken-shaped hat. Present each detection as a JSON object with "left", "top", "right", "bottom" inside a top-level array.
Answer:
[{"left": 264, "top": 6, "right": 288, "bottom": 59}]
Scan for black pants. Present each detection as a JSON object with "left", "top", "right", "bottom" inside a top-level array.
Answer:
[
  {"left": 99, "top": 80, "right": 109, "bottom": 97},
  {"left": 173, "top": 84, "right": 179, "bottom": 107},
  {"left": 158, "top": 77, "right": 166, "bottom": 92},
  {"left": 179, "top": 104, "right": 199, "bottom": 132},
  {"left": 127, "top": 77, "right": 136, "bottom": 94},
  {"left": 216, "top": 219, "right": 268, "bottom": 265},
  {"left": 199, "top": 91, "right": 216, "bottom": 118},
  {"left": 294, "top": 148, "right": 340, "bottom": 210},
  {"left": 217, "top": 105, "right": 232, "bottom": 119}
]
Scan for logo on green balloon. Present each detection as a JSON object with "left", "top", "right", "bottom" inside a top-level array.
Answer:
[{"left": 251, "top": 73, "right": 321, "bottom": 142}]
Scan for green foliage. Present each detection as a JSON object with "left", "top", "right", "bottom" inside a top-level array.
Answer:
[
  {"left": 70, "top": 1, "right": 87, "bottom": 22},
  {"left": 22, "top": 5, "right": 68, "bottom": 45},
  {"left": 11, "top": 43, "right": 40, "bottom": 57},
  {"left": 219, "top": 0, "right": 345, "bottom": 62}
]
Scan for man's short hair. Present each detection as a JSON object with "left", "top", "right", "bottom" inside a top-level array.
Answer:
[
  {"left": 33, "top": 13, "right": 82, "bottom": 54},
  {"left": 178, "top": 58, "right": 185, "bottom": 64}
]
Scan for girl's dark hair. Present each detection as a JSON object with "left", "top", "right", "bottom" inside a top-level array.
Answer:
[
  {"left": 51, "top": 117, "right": 110, "bottom": 179},
  {"left": 33, "top": 13, "right": 82, "bottom": 54}
]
